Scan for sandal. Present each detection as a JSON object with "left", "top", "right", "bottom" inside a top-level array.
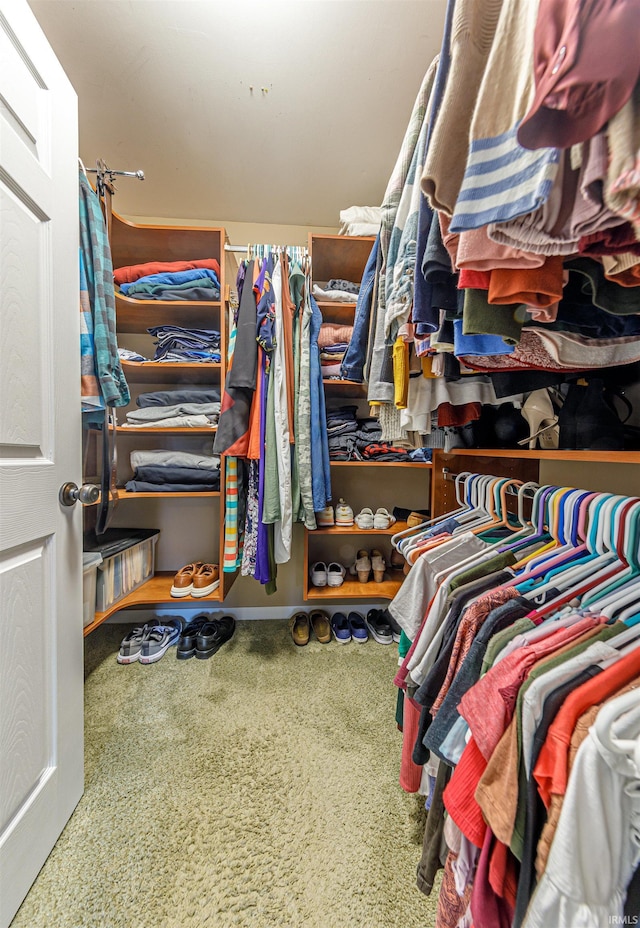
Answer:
[
  {"left": 371, "top": 549, "right": 386, "bottom": 583},
  {"left": 289, "top": 612, "right": 310, "bottom": 647},
  {"left": 355, "top": 507, "right": 374, "bottom": 529},
  {"left": 373, "top": 508, "right": 396, "bottom": 530},
  {"left": 310, "top": 609, "right": 331, "bottom": 643}
]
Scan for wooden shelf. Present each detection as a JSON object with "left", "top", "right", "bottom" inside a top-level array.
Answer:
[
  {"left": 84, "top": 571, "right": 222, "bottom": 636},
  {"left": 442, "top": 449, "right": 640, "bottom": 464},
  {"left": 330, "top": 460, "right": 432, "bottom": 468},
  {"left": 316, "top": 302, "right": 356, "bottom": 325},
  {"left": 115, "top": 292, "right": 221, "bottom": 333},
  {"left": 323, "top": 378, "right": 366, "bottom": 396},
  {"left": 308, "top": 521, "right": 408, "bottom": 536},
  {"left": 116, "top": 489, "right": 220, "bottom": 499},
  {"left": 305, "top": 575, "right": 402, "bottom": 602},
  {"left": 120, "top": 360, "right": 222, "bottom": 383},
  {"left": 116, "top": 425, "right": 217, "bottom": 434}
]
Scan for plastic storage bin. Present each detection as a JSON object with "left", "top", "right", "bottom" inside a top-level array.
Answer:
[
  {"left": 84, "top": 528, "right": 160, "bottom": 613},
  {"left": 82, "top": 551, "right": 103, "bottom": 627}
]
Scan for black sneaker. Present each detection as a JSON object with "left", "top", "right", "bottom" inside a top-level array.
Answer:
[
  {"left": 380, "top": 608, "right": 402, "bottom": 643},
  {"left": 176, "top": 613, "right": 210, "bottom": 660},
  {"left": 195, "top": 615, "right": 236, "bottom": 660},
  {"left": 365, "top": 608, "right": 393, "bottom": 645}
]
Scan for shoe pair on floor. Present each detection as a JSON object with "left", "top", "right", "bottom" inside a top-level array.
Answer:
[
  {"left": 171, "top": 562, "right": 220, "bottom": 598},
  {"left": 117, "top": 613, "right": 235, "bottom": 663},
  {"left": 330, "top": 608, "right": 400, "bottom": 644},
  {"left": 289, "top": 610, "right": 331, "bottom": 646}
]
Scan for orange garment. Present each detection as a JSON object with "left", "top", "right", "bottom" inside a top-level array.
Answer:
[
  {"left": 113, "top": 258, "right": 220, "bottom": 286},
  {"left": 603, "top": 265, "right": 640, "bottom": 286},
  {"left": 533, "top": 648, "right": 640, "bottom": 808},
  {"left": 459, "top": 268, "right": 491, "bottom": 290},
  {"left": 488, "top": 255, "right": 564, "bottom": 309}
]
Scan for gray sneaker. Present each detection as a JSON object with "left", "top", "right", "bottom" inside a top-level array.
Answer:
[
  {"left": 117, "top": 623, "right": 154, "bottom": 664},
  {"left": 139, "top": 618, "right": 184, "bottom": 664}
]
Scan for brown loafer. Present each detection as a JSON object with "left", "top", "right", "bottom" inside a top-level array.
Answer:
[
  {"left": 192, "top": 564, "right": 220, "bottom": 598},
  {"left": 289, "top": 612, "right": 310, "bottom": 646},
  {"left": 170, "top": 562, "right": 203, "bottom": 598},
  {"left": 310, "top": 609, "right": 331, "bottom": 644}
]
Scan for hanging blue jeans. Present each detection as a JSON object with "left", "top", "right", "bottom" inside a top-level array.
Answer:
[{"left": 340, "top": 235, "right": 379, "bottom": 383}]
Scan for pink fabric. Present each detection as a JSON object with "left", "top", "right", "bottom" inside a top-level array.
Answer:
[
  {"left": 318, "top": 323, "right": 354, "bottom": 349},
  {"left": 399, "top": 697, "right": 424, "bottom": 793},
  {"left": 456, "top": 227, "right": 545, "bottom": 271}
]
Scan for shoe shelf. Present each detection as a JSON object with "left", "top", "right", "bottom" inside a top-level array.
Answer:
[
  {"left": 116, "top": 489, "right": 220, "bottom": 499},
  {"left": 120, "top": 360, "right": 222, "bottom": 384},
  {"left": 329, "top": 461, "right": 432, "bottom": 468},
  {"left": 308, "top": 520, "right": 409, "bottom": 535},
  {"left": 305, "top": 576, "right": 403, "bottom": 602},
  {"left": 115, "top": 293, "right": 222, "bottom": 333},
  {"left": 83, "top": 571, "right": 222, "bottom": 637}
]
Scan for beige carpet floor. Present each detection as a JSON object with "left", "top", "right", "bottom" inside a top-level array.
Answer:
[{"left": 11, "top": 619, "right": 440, "bottom": 928}]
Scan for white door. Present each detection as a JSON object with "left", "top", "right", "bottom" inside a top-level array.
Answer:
[{"left": 0, "top": 3, "right": 83, "bottom": 926}]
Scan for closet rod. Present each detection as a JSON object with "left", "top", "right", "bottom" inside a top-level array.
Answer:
[
  {"left": 441, "top": 468, "right": 538, "bottom": 497},
  {"left": 86, "top": 167, "right": 145, "bottom": 180}
]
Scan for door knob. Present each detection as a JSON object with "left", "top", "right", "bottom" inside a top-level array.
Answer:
[{"left": 59, "top": 482, "right": 101, "bottom": 507}]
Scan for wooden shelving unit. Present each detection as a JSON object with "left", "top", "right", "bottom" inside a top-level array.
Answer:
[
  {"left": 83, "top": 571, "right": 222, "bottom": 637},
  {"left": 84, "top": 212, "right": 235, "bottom": 635},
  {"left": 441, "top": 448, "right": 640, "bottom": 463},
  {"left": 329, "top": 461, "right": 432, "bottom": 468}
]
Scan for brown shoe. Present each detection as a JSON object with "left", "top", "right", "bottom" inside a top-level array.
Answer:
[
  {"left": 192, "top": 564, "right": 220, "bottom": 598},
  {"left": 170, "top": 562, "right": 203, "bottom": 598},
  {"left": 407, "top": 512, "right": 427, "bottom": 529},
  {"left": 289, "top": 612, "right": 310, "bottom": 646},
  {"left": 310, "top": 610, "right": 331, "bottom": 644}
]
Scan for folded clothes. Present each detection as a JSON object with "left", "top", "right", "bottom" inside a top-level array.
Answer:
[
  {"left": 137, "top": 388, "right": 221, "bottom": 407},
  {"left": 132, "top": 464, "right": 220, "bottom": 485},
  {"left": 114, "top": 258, "right": 220, "bottom": 286},
  {"left": 147, "top": 325, "right": 221, "bottom": 362},
  {"left": 326, "top": 279, "right": 360, "bottom": 295},
  {"left": 126, "top": 402, "right": 221, "bottom": 423},
  {"left": 118, "top": 347, "right": 147, "bottom": 362},
  {"left": 123, "top": 415, "right": 215, "bottom": 429},
  {"left": 312, "top": 284, "right": 358, "bottom": 303},
  {"left": 362, "top": 442, "right": 410, "bottom": 461},
  {"left": 408, "top": 448, "right": 433, "bottom": 462},
  {"left": 120, "top": 267, "right": 221, "bottom": 295},
  {"left": 127, "top": 283, "right": 220, "bottom": 301},
  {"left": 130, "top": 449, "right": 220, "bottom": 471},
  {"left": 318, "top": 324, "right": 354, "bottom": 349},
  {"left": 321, "top": 343, "right": 350, "bottom": 353},
  {"left": 125, "top": 479, "right": 219, "bottom": 493}
]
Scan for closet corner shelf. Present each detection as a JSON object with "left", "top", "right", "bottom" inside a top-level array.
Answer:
[
  {"left": 115, "top": 293, "right": 221, "bottom": 333},
  {"left": 116, "top": 489, "right": 220, "bottom": 499},
  {"left": 116, "top": 426, "right": 218, "bottom": 434},
  {"left": 329, "top": 461, "right": 432, "bottom": 469},
  {"left": 305, "top": 576, "right": 402, "bottom": 602},
  {"left": 316, "top": 302, "right": 356, "bottom": 325},
  {"left": 440, "top": 448, "right": 640, "bottom": 464},
  {"left": 120, "top": 360, "right": 222, "bottom": 383},
  {"left": 308, "top": 521, "right": 408, "bottom": 536},
  {"left": 322, "top": 378, "right": 366, "bottom": 396},
  {"left": 84, "top": 572, "right": 222, "bottom": 636}
]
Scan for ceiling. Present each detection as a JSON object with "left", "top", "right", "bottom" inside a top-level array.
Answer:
[{"left": 28, "top": 0, "right": 446, "bottom": 227}]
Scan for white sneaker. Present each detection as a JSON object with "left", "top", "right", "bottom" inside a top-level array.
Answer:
[
  {"left": 373, "top": 508, "right": 396, "bottom": 530},
  {"left": 310, "top": 561, "right": 328, "bottom": 586},
  {"left": 355, "top": 507, "right": 374, "bottom": 529},
  {"left": 316, "top": 506, "right": 334, "bottom": 527},
  {"left": 326, "top": 562, "right": 346, "bottom": 587},
  {"left": 335, "top": 498, "right": 354, "bottom": 526}
]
